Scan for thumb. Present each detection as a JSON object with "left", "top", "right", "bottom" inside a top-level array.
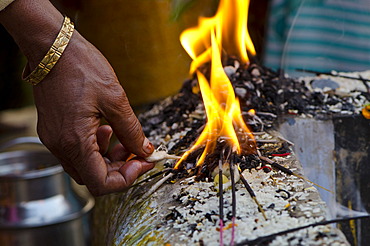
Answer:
[{"left": 101, "top": 87, "right": 154, "bottom": 157}]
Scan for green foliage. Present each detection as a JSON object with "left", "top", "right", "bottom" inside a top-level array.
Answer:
[{"left": 170, "top": 0, "right": 219, "bottom": 21}]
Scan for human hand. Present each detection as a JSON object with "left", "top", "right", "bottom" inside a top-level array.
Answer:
[
  {"left": 0, "top": 0, "right": 155, "bottom": 195},
  {"left": 32, "top": 30, "right": 156, "bottom": 196}
]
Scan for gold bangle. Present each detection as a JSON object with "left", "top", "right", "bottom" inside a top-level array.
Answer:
[{"left": 23, "top": 16, "right": 74, "bottom": 85}]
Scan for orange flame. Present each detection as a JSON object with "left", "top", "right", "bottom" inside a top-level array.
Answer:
[{"left": 175, "top": 0, "right": 256, "bottom": 169}]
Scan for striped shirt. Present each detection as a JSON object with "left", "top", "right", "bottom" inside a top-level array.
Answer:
[{"left": 263, "top": 0, "right": 370, "bottom": 75}]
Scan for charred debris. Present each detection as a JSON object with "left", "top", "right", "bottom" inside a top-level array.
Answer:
[
  {"left": 134, "top": 60, "right": 369, "bottom": 245},
  {"left": 139, "top": 59, "right": 369, "bottom": 181}
]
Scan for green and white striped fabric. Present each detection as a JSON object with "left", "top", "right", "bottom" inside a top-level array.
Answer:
[{"left": 263, "top": 0, "right": 370, "bottom": 75}]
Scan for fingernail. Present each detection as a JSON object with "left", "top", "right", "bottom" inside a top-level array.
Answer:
[{"left": 143, "top": 138, "right": 154, "bottom": 155}]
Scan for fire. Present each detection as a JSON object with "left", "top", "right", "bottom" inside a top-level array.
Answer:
[{"left": 175, "top": 0, "right": 256, "bottom": 169}]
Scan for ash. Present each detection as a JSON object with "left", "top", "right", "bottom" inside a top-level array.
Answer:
[
  {"left": 133, "top": 63, "right": 358, "bottom": 245},
  {"left": 140, "top": 61, "right": 369, "bottom": 141},
  {"left": 150, "top": 164, "right": 346, "bottom": 245}
]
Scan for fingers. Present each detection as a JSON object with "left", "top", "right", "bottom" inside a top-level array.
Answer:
[
  {"left": 106, "top": 161, "right": 123, "bottom": 172},
  {"left": 99, "top": 87, "right": 154, "bottom": 158},
  {"left": 106, "top": 143, "right": 132, "bottom": 162},
  {"left": 56, "top": 128, "right": 155, "bottom": 196},
  {"left": 96, "top": 125, "right": 139, "bottom": 162},
  {"left": 96, "top": 125, "right": 113, "bottom": 155},
  {"left": 26, "top": 23, "right": 155, "bottom": 196},
  {"left": 76, "top": 151, "right": 155, "bottom": 196},
  {"left": 92, "top": 124, "right": 155, "bottom": 195},
  {"left": 118, "top": 159, "right": 155, "bottom": 186}
]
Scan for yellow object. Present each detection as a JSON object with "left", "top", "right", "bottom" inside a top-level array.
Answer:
[
  {"left": 222, "top": 222, "right": 238, "bottom": 231},
  {"left": 77, "top": 0, "right": 215, "bottom": 107},
  {"left": 77, "top": 1, "right": 186, "bottom": 106},
  {"left": 348, "top": 201, "right": 358, "bottom": 246},
  {"left": 192, "top": 84, "right": 200, "bottom": 94},
  {"left": 23, "top": 16, "right": 74, "bottom": 85},
  {"left": 362, "top": 104, "right": 370, "bottom": 119},
  {"left": 214, "top": 173, "right": 229, "bottom": 186}
]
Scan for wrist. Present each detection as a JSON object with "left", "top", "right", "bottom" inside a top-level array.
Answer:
[{"left": 0, "top": 0, "right": 64, "bottom": 68}]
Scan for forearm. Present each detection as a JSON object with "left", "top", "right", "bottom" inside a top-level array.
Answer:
[{"left": 0, "top": 0, "right": 64, "bottom": 68}]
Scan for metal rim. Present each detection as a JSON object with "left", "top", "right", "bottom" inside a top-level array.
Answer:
[{"left": 0, "top": 150, "right": 63, "bottom": 180}]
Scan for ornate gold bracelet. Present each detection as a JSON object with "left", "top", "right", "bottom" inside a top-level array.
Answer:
[{"left": 23, "top": 16, "right": 74, "bottom": 85}]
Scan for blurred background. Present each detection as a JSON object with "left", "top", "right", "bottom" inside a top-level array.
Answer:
[
  {"left": 2, "top": 0, "right": 370, "bottom": 116},
  {"left": 1, "top": 0, "right": 369, "bottom": 245},
  {"left": 0, "top": 2, "right": 269, "bottom": 245},
  {"left": 0, "top": 0, "right": 269, "bottom": 115}
]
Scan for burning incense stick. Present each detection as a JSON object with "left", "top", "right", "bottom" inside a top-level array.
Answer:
[
  {"left": 238, "top": 166, "right": 267, "bottom": 220},
  {"left": 229, "top": 155, "right": 237, "bottom": 246},
  {"left": 218, "top": 152, "right": 224, "bottom": 246}
]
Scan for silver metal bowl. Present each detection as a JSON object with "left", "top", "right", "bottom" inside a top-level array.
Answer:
[{"left": 0, "top": 137, "right": 94, "bottom": 246}]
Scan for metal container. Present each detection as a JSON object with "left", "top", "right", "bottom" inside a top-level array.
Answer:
[{"left": 0, "top": 137, "right": 94, "bottom": 246}]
